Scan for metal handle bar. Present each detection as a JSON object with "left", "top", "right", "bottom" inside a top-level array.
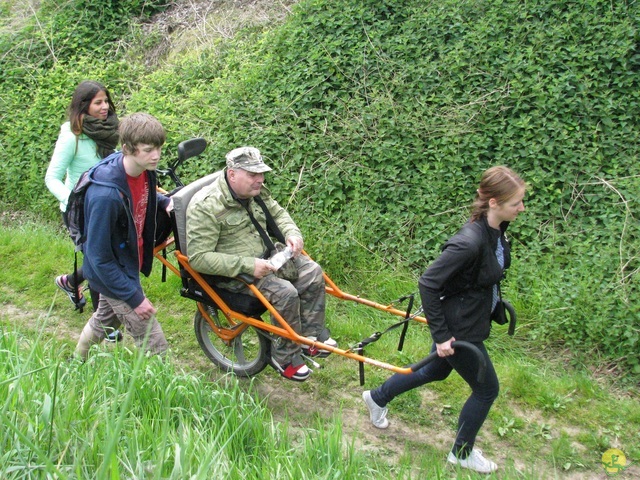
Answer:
[
  {"left": 409, "top": 341, "right": 487, "bottom": 383},
  {"left": 503, "top": 300, "right": 517, "bottom": 336},
  {"left": 157, "top": 137, "right": 208, "bottom": 188}
]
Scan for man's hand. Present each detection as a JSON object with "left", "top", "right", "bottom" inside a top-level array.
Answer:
[
  {"left": 165, "top": 197, "right": 174, "bottom": 214},
  {"left": 254, "top": 258, "right": 277, "bottom": 279},
  {"left": 436, "top": 337, "right": 456, "bottom": 357},
  {"left": 134, "top": 297, "right": 157, "bottom": 320},
  {"left": 286, "top": 236, "right": 304, "bottom": 256}
]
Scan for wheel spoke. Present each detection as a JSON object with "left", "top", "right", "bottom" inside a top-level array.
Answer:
[{"left": 194, "top": 305, "right": 269, "bottom": 377}]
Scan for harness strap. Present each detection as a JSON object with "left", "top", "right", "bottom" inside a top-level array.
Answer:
[
  {"left": 72, "top": 251, "right": 84, "bottom": 313},
  {"left": 355, "top": 293, "right": 418, "bottom": 385},
  {"left": 397, "top": 294, "right": 413, "bottom": 351},
  {"left": 254, "top": 195, "right": 286, "bottom": 244}
]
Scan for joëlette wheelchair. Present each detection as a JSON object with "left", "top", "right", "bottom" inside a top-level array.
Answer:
[{"left": 154, "top": 139, "right": 487, "bottom": 384}]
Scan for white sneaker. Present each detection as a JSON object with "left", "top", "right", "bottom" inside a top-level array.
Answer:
[
  {"left": 302, "top": 336, "right": 337, "bottom": 358},
  {"left": 362, "top": 390, "right": 389, "bottom": 429},
  {"left": 447, "top": 448, "right": 498, "bottom": 473}
]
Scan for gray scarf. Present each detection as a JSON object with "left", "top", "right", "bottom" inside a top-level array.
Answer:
[{"left": 82, "top": 112, "right": 119, "bottom": 159}]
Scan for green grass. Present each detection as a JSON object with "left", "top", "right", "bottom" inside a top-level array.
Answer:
[
  {"left": 0, "top": 325, "right": 377, "bottom": 479},
  {"left": 1, "top": 216, "right": 639, "bottom": 479}
]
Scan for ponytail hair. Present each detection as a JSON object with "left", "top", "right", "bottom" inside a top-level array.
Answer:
[{"left": 470, "top": 166, "right": 525, "bottom": 222}]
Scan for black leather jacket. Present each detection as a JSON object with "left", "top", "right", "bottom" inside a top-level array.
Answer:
[{"left": 418, "top": 216, "right": 511, "bottom": 344}]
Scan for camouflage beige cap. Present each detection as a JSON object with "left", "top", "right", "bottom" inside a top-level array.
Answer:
[{"left": 225, "top": 146, "right": 271, "bottom": 173}]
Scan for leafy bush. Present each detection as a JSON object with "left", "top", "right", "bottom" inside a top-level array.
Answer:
[
  {"left": 1, "top": 0, "right": 167, "bottom": 74},
  {"left": 0, "top": 0, "right": 639, "bottom": 374},
  {"left": 0, "top": 0, "right": 166, "bottom": 215}
]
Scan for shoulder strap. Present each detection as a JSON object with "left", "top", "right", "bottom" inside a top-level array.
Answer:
[
  {"left": 238, "top": 197, "right": 276, "bottom": 252},
  {"left": 254, "top": 195, "right": 286, "bottom": 244}
]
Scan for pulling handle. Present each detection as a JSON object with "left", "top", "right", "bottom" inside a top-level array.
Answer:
[{"left": 409, "top": 340, "right": 487, "bottom": 383}]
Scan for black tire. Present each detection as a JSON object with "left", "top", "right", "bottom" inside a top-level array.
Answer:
[{"left": 193, "top": 304, "right": 269, "bottom": 377}]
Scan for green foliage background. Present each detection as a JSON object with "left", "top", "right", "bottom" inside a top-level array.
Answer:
[{"left": 0, "top": 0, "right": 638, "bottom": 375}]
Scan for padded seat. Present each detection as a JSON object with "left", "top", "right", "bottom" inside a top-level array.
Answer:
[{"left": 171, "top": 172, "right": 221, "bottom": 256}]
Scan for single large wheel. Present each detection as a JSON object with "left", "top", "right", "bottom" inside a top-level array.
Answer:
[{"left": 193, "top": 304, "right": 269, "bottom": 377}]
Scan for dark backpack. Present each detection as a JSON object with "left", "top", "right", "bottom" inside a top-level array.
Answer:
[
  {"left": 59, "top": 170, "right": 93, "bottom": 311},
  {"left": 63, "top": 170, "right": 92, "bottom": 252},
  {"left": 62, "top": 170, "right": 128, "bottom": 311}
]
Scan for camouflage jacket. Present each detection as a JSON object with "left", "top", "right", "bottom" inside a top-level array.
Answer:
[{"left": 186, "top": 170, "right": 302, "bottom": 282}]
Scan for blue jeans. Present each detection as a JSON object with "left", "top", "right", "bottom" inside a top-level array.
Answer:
[{"left": 370, "top": 341, "right": 499, "bottom": 457}]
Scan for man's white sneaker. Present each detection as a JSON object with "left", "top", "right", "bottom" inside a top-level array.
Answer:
[
  {"left": 302, "top": 336, "right": 337, "bottom": 358},
  {"left": 447, "top": 448, "right": 498, "bottom": 473},
  {"left": 362, "top": 390, "right": 389, "bottom": 429}
]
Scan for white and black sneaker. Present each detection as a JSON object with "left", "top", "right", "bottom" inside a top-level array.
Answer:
[
  {"left": 447, "top": 448, "right": 498, "bottom": 473},
  {"left": 105, "top": 329, "right": 123, "bottom": 343},
  {"left": 271, "top": 357, "right": 311, "bottom": 382},
  {"left": 55, "top": 275, "right": 87, "bottom": 311},
  {"left": 301, "top": 336, "right": 337, "bottom": 358}
]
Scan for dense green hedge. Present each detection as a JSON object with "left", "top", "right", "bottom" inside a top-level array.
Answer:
[
  {"left": 0, "top": 0, "right": 166, "bottom": 212},
  {"left": 1, "top": 0, "right": 638, "bottom": 374}
]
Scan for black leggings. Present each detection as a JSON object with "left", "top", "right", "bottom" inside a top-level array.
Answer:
[
  {"left": 66, "top": 266, "right": 100, "bottom": 312},
  {"left": 370, "top": 341, "right": 499, "bottom": 457},
  {"left": 62, "top": 212, "right": 100, "bottom": 312},
  {"left": 67, "top": 265, "right": 86, "bottom": 286}
]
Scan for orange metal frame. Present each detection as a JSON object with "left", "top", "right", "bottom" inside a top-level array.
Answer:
[{"left": 153, "top": 236, "right": 428, "bottom": 375}]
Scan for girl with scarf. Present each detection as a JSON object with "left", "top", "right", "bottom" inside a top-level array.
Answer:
[{"left": 45, "top": 81, "right": 120, "bottom": 335}]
